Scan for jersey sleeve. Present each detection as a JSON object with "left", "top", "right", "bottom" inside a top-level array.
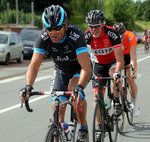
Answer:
[
  {"left": 34, "top": 30, "right": 50, "bottom": 55},
  {"left": 67, "top": 26, "right": 89, "bottom": 55},
  {"left": 128, "top": 32, "right": 137, "bottom": 47},
  {"left": 106, "top": 27, "right": 122, "bottom": 49}
]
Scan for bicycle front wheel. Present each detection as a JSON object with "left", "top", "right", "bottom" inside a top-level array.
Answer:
[
  {"left": 93, "top": 102, "right": 105, "bottom": 142},
  {"left": 117, "top": 89, "right": 125, "bottom": 133},
  {"left": 45, "top": 124, "right": 63, "bottom": 142},
  {"left": 125, "top": 88, "right": 133, "bottom": 125}
]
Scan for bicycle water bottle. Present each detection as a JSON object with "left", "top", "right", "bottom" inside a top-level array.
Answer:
[
  {"left": 67, "top": 121, "right": 75, "bottom": 140},
  {"left": 61, "top": 122, "right": 72, "bottom": 141},
  {"left": 105, "top": 96, "right": 111, "bottom": 108}
]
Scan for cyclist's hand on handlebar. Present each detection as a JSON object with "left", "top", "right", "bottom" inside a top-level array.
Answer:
[
  {"left": 72, "top": 84, "right": 85, "bottom": 104},
  {"left": 130, "top": 72, "right": 137, "bottom": 79},
  {"left": 19, "top": 85, "right": 33, "bottom": 103},
  {"left": 113, "top": 70, "right": 122, "bottom": 83}
]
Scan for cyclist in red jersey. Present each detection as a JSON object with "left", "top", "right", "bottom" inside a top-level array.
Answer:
[
  {"left": 113, "top": 22, "right": 140, "bottom": 117},
  {"left": 85, "top": 10, "right": 124, "bottom": 115}
]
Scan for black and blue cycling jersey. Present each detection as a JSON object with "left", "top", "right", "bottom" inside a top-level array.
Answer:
[{"left": 35, "top": 24, "right": 89, "bottom": 72}]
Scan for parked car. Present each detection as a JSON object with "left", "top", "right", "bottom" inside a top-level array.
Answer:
[
  {"left": 0, "top": 31, "right": 24, "bottom": 65},
  {"left": 19, "top": 29, "right": 41, "bottom": 59},
  {"left": 136, "top": 32, "right": 143, "bottom": 44}
]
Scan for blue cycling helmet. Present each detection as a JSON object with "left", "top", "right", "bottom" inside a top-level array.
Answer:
[{"left": 42, "top": 5, "right": 68, "bottom": 28}]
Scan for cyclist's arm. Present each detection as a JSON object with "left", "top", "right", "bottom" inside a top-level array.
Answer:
[
  {"left": 114, "top": 46, "right": 124, "bottom": 72},
  {"left": 77, "top": 52, "right": 92, "bottom": 89},
  {"left": 26, "top": 52, "right": 44, "bottom": 86},
  {"left": 130, "top": 45, "right": 137, "bottom": 72}
]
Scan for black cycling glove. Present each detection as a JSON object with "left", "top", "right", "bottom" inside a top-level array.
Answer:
[
  {"left": 72, "top": 84, "right": 85, "bottom": 100},
  {"left": 19, "top": 85, "right": 33, "bottom": 97}
]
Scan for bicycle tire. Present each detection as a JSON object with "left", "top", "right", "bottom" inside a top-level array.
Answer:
[
  {"left": 109, "top": 115, "right": 118, "bottom": 142},
  {"left": 63, "top": 100, "right": 78, "bottom": 142},
  {"left": 117, "top": 89, "right": 125, "bottom": 133},
  {"left": 45, "top": 124, "right": 62, "bottom": 142},
  {"left": 124, "top": 87, "right": 133, "bottom": 125},
  {"left": 93, "top": 102, "right": 105, "bottom": 142}
]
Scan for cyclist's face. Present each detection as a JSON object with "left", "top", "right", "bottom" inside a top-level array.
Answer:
[
  {"left": 89, "top": 24, "right": 103, "bottom": 38},
  {"left": 47, "top": 24, "right": 67, "bottom": 43}
]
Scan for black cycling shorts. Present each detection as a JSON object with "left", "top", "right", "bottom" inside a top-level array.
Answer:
[
  {"left": 92, "top": 60, "right": 116, "bottom": 91},
  {"left": 50, "top": 67, "right": 81, "bottom": 103},
  {"left": 124, "top": 54, "right": 130, "bottom": 66}
]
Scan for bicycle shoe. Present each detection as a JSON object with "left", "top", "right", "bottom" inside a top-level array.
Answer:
[
  {"left": 95, "top": 125, "right": 101, "bottom": 142},
  {"left": 114, "top": 102, "right": 122, "bottom": 116},
  {"left": 76, "top": 129, "right": 89, "bottom": 142}
]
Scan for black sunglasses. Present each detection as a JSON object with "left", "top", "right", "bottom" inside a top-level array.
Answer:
[
  {"left": 88, "top": 24, "right": 101, "bottom": 29},
  {"left": 46, "top": 25, "right": 64, "bottom": 33}
]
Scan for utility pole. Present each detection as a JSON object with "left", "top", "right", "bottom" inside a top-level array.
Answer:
[
  {"left": 31, "top": 2, "right": 34, "bottom": 26},
  {"left": 6, "top": 2, "right": 9, "bottom": 24},
  {"left": 16, "top": 0, "right": 18, "bottom": 25}
]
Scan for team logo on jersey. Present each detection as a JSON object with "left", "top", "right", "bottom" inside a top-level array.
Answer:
[
  {"left": 94, "top": 47, "right": 113, "bottom": 55},
  {"left": 55, "top": 56, "right": 69, "bottom": 61},
  {"left": 52, "top": 47, "right": 58, "bottom": 52},
  {"left": 41, "top": 31, "right": 49, "bottom": 41},
  {"left": 63, "top": 45, "right": 71, "bottom": 53},
  {"left": 69, "top": 31, "right": 80, "bottom": 41},
  {"left": 107, "top": 31, "right": 118, "bottom": 40}
]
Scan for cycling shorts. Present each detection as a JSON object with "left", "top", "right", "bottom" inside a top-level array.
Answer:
[
  {"left": 124, "top": 54, "right": 130, "bottom": 66},
  {"left": 50, "top": 67, "right": 81, "bottom": 103},
  {"left": 92, "top": 60, "right": 116, "bottom": 92}
]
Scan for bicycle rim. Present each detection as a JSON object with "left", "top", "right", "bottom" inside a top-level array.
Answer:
[
  {"left": 125, "top": 88, "right": 133, "bottom": 125},
  {"left": 45, "top": 125, "right": 62, "bottom": 142},
  {"left": 109, "top": 115, "right": 118, "bottom": 142},
  {"left": 93, "top": 102, "right": 105, "bottom": 142}
]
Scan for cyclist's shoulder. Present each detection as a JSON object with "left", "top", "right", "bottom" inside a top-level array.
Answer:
[
  {"left": 39, "top": 29, "right": 50, "bottom": 41},
  {"left": 66, "top": 24, "right": 85, "bottom": 41}
]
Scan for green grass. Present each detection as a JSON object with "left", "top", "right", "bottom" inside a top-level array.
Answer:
[{"left": 135, "top": 20, "right": 150, "bottom": 31}]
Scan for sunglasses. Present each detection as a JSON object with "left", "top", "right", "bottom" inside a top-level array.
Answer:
[
  {"left": 46, "top": 25, "right": 64, "bottom": 33},
  {"left": 88, "top": 24, "right": 101, "bottom": 29}
]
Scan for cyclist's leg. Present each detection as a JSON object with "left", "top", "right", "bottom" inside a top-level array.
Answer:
[
  {"left": 50, "top": 68, "right": 72, "bottom": 123},
  {"left": 68, "top": 71, "right": 89, "bottom": 141},
  {"left": 109, "top": 60, "right": 122, "bottom": 116}
]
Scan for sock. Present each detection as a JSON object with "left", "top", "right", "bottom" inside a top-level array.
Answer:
[
  {"left": 132, "top": 98, "right": 137, "bottom": 107},
  {"left": 79, "top": 124, "right": 87, "bottom": 131}
]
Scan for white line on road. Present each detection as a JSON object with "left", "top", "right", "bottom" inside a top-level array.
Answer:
[
  {"left": 0, "top": 55, "right": 149, "bottom": 114},
  {"left": 137, "top": 55, "right": 150, "bottom": 62},
  {"left": 0, "top": 95, "right": 49, "bottom": 114}
]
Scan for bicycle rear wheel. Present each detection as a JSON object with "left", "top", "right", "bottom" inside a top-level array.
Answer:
[
  {"left": 45, "top": 124, "right": 62, "bottom": 142},
  {"left": 93, "top": 102, "right": 105, "bottom": 142}
]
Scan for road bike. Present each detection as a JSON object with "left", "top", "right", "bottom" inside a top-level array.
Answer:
[
  {"left": 21, "top": 90, "right": 80, "bottom": 142},
  {"left": 92, "top": 75, "right": 119, "bottom": 142},
  {"left": 117, "top": 65, "right": 134, "bottom": 133},
  {"left": 144, "top": 40, "right": 149, "bottom": 54}
]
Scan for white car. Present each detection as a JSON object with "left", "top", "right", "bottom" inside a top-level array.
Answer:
[{"left": 0, "top": 31, "right": 24, "bottom": 65}]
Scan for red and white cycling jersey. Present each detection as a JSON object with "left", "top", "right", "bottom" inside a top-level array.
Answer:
[{"left": 85, "top": 25, "right": 122, "bottom": 64}]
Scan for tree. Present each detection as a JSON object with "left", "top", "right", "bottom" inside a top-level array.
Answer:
[{"left": 104, "top": 0, "right": 136, "bottom": 30}]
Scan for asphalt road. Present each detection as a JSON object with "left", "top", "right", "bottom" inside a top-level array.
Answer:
[{"left": 0, "top": 46, "right": 150, "bottom": 142}]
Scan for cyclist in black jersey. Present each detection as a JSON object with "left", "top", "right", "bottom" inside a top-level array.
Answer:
[{"left": 19, "top": 5, "right": 92, "bottom": 142}]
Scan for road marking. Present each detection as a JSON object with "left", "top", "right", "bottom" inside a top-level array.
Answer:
[
  {"left": 137, "top": 55, "right": 150, "bottom": 62},
  {"left": 0, "top": 75, "right": 52, "bottom": 84},
  {"left": 0, "top": 55, "right": 149, "bottom": 114},
  {"left": 0, "top": 95, "right": 49, "bottom": 114},
  {"left": 0, "top": 76, "right": 25, "bottom": 83}
]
